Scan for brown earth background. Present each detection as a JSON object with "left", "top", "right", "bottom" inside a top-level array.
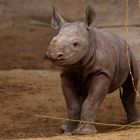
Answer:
[
  {"left": 0, "top": 0, "right": 140, "bottom": 70},
  {"left": 0, "top": 0, "right": 140, "bottom": 139}
]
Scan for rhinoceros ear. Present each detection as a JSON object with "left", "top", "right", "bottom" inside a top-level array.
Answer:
[
  {"left": 84, "top": 5, "right": 97, "bottom": 27},
  {"left": 51, "top": 7, "right": 66, "bottom": 29}
]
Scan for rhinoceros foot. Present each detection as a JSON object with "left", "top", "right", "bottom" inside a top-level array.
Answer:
[
  {"left": 60, "top": 121, "right": 78, "bottom": 135},
  {"left": 73, "top": 123, "right": 97, "bottom": 135},
  {"left": 128, "top": 112, "right": 140, "bottom": 124}
]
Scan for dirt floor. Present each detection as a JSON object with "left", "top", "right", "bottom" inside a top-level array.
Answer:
[{"left": 0, "top": 69, "right": 140, "bottom": 140}]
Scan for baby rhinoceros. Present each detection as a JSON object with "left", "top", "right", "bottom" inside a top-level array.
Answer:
[{"left": 47, "top": 5, "right": 140, "bottom": 135}]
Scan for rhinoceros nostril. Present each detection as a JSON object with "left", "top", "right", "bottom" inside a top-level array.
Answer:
[
  {"left": 58, "top": 53, "right": 63, "bottom": 57},
  {"left": 47, "top": 51, "right": 64, "bottom": 60},
  {"left": 55, "top": 52, "right": 64, "bottom": 60}
]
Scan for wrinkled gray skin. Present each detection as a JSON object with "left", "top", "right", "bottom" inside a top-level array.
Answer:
[{"left": 47, "top": 6, "right": 140, "bottom": 135}]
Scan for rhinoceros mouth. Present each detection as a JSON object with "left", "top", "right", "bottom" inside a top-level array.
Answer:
[
  {"left": 51, "top": 53, "right": 77, "bottom": 66},
  {"left": 52, "top": 60, "right": 67, "bottom": 66}
]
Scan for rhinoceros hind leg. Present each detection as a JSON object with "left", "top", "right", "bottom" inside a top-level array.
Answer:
[{"left": 121, "top": 73, "right": 140, "bottom": 123}]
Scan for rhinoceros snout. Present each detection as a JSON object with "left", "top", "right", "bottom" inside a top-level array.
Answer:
[{"left": 47, "top": 51, "right": 64, "bottom": 61}]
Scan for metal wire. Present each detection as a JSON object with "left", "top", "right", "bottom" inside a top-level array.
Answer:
[{"left": 35, "top": 115, "right": 140, "bottom": 128}]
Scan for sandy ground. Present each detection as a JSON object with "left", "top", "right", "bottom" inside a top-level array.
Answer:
[{"left": 0, "top": 69, "right": 140, "bottom": 140}]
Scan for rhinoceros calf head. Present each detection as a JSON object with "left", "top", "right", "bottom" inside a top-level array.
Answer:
[{"left": 47, "top": 6, "right": 97, "bottom": 66}]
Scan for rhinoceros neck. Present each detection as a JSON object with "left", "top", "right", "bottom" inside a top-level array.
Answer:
[{"left": 81, "top": 28, "right": 96, "bottom": 67}]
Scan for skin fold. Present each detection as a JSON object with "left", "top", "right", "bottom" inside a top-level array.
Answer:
[{"left": 47, "top": 5, "right": 140, "bottom": 135}]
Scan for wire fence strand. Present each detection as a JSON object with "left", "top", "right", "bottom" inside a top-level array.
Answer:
[{"left": 35, "top": 115, "right": 140, "bottom": 128}]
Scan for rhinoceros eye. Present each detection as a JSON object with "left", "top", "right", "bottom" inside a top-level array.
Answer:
[{"left": 73, "top": 42, "right": 79, "bottom": 47}]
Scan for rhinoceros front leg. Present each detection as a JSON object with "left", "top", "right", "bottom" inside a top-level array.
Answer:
[
  {"left": 76, "top": 74, "right": 110, "bottom": 135},
  {"left": 60, "top": 73, "right": 81, "bottom": 134}
]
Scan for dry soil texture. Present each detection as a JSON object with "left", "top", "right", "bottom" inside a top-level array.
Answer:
[{"left": 0, "top": 68, "right": 140, "bottom": 140}]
